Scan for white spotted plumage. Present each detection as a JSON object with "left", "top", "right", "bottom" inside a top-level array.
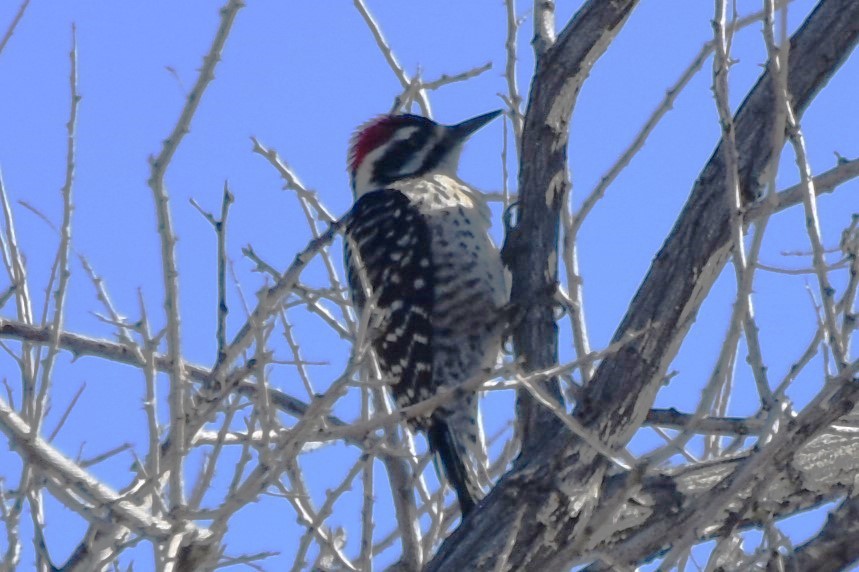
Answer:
[{"left": 344, "top": 111, "right": 506, "bottom": 516}]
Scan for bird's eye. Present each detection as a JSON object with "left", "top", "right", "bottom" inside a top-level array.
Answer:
[{"left": 375, "top": 127, "right": 434, "bottom": 181}]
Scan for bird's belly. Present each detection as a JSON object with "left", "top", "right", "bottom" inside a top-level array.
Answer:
[{"left": 429, "top": 219, "right": 506, "bottom": 386}]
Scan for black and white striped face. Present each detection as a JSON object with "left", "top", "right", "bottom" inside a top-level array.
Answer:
[{"left": 348, "top": 111, "right": 502, "bottom": 196}]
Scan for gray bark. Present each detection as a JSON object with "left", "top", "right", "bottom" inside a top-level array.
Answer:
[{"left": 427, "top": 0, "right": 859, "bottom": 569}]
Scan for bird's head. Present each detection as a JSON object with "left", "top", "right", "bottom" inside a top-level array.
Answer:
[{"left": 348, "top": 110, "right": 502, "bottom": 196}]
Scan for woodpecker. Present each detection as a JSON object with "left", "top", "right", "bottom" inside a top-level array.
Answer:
[{"left": 344, "top": 111, "right": 506, "bottom": 516}]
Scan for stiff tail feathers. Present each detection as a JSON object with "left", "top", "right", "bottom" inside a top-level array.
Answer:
[{"left": 427, "top": 420, "right": 483, "bottom": 517}]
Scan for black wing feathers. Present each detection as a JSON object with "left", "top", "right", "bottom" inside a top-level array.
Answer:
[
  {"left": 427, "top": 421, "right": 479, "bottom": 516},
  {"left": 345, "top": 189, "right": 483, "bottom": 514},
  {"left": 345, "top": 190, "right": 435, "bottom": 416}
]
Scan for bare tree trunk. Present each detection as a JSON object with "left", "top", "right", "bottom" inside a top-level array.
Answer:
[{"left": 427, "top": 0, "right": 859, "bottom": 569}]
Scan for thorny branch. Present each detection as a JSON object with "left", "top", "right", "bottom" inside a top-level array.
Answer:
[
  {"left": 0, "top": 0, "right": 29, "bottom": 58},
  {"left": 429, "top": 0, "right": 859, "bottom": 569},
  {"left": 0, "top": 0, "right": 857, "bottom": 570}
]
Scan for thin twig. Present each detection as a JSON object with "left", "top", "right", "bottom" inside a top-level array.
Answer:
[
  {"left": 243, "top": 245, "right": 352, "bottom": 339},
  {"left": 33, "top": 24, "right": 78, "bottom": 435},
  {"left": 504, "top": 0, "right": 524, "bottom": 145},
  {"left": 147, "top": 0, "right": 245, "bottom": 511},
  {"left": 0, "top": 0, "right": 29, "bottom": 58},
  {"left": 359, "top": 389, "right": 374, "bottom": 571},
  {"left": 190, "top": 181, "right": 235, "bottom": 364},
  {"left": 138, "top": 290, "right": 163, "bottom": 517},
  {"left": 643, "top": 0, "right": 764, "bottom": 469},
  {"left": 571, "top": 0, "right": 796, "bottom": 236},
  {"left": 353, "top": 0, "right": 431, "bottom": 116},
  {"left": 420, "top": 62, "right": 493, "bottom": 91},
  {"left": 0, "top": 396, "right": 201, "bottom": 542},
  {"left": 786, "top": 112, "right": 846, "bottom": 367},
  {"left": 79, "top": 442, "right": 133, "bottom": 468},
  {"left": 46, "top": 382, "right": 85, "bottom": 442},
  {"left": 217, "top": 218, "right": 345, "bottom": 385}
]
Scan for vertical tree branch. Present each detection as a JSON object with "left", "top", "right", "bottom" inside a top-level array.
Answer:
[
  {"left": 34, "top": 26, "right": 78, "bottom": 434},
  {"left": 786, "top": 111, "right": 846, "bottom": 366},
  {"left": 190, "top": 182, "right": 235, "bottom": 365},
  {"left": 216, "top": 183, "right": 233, "bottom": 363},
  {"left": 533, "top": 0, "right": 556, "bottom": 56},
  {"left": 147, "top": 0, "right": 244, "bottom": 515},
  {"left": 430, "top": 0, "right": 858, "bottom": 568},
  {"left": 504, "top": 0, "right": 524, "bottom": 145},
  {"left": 503, "top": 0, "right": 639, "bottom": 462}
]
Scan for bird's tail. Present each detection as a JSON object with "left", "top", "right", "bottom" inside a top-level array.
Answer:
[{"left": 427, "top": 418, "right": 485, "bottom": 517}]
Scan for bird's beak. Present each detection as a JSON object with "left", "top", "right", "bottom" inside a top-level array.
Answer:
[{"left": 448, "top": 109, "right": 503, "bottom": 141}]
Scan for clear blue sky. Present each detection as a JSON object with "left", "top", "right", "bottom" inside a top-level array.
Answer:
[{"left": 0, "top": 1, "right": 856, "bottom": 569}]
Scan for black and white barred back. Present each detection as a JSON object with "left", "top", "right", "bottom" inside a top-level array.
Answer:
[{"left": 344, "top": 112, "right": 507, "bottom": 516}]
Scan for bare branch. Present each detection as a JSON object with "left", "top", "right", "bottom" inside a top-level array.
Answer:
[
  {"left": 504, "top": 0, "right": 524, "bottom": 145},
  {"left": 217, "top": 216, "right": 344, "bottom": 389},
  {"left": 46, "top": 382, "right": 85, "bottom": 442},
  {"left": 147, "top": 0, "right": 244, "bottom": 512},
  {"left": 533, "top": 0, "right": 556, "bottom": 56},
  {"left": 191, "top": 182, "right": 235, "bottom": 364},
  {"left": 645, "top": 408, "right": 763, "bottom": 436},
  {"left": 572, "top": 0, "right": 795, "bottom": 236},
  {"left": 0, "top": 397, "right": 203, "bottom": 542},
  {"left": 786, "top": 111, "right": 847, "bottom": 366},
  {"left": 353, "top": 0, "right": 431, "bottom": 116},
  {"left": 34, "top": 25, "right": 78, "bottom": 434},
  {"left": 788, "top": 495, "right": 859, "bottom": 571},
  {"left": 0, "top": 0, "right": 29, "bottom": 58},
  {"left": 503, "top": 0, "right": 638, "bottom": 464},
  {"left": 431, "top": 1, "right": 859, "bottom": 568},
  {"left": 746, "top": 156, "right": 859, "bottom": 221},
  {"left": 420, "top": 62, "right": 493, "bottom": 91},
  {"left": 627, "top": 359, "right": 859, "bottom": 567}
]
